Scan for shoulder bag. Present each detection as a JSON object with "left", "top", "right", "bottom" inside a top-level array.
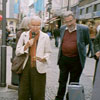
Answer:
[{"left": 11, "top": 53, "right": 26, "bottom": 74}]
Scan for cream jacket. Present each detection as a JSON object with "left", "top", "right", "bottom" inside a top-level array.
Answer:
[{"left": 16, "top": 31, "right": 51, "bottom": 73}]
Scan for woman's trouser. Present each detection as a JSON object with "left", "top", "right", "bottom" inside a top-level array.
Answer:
[{"left": 18, "top": 58, "right": 46, "bottom": 100}]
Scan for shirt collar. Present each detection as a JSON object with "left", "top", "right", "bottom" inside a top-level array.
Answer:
[{"left": 66, "top": 25, "right": 77, "bottom": 33}]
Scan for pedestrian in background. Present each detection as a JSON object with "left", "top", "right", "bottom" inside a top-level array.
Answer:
[
  {"left": 6, "top": 28, "right": 11, "bottom": 43},
  {"left": 93, "top": 31, "right": 100, "bottom": 84},
  {"left": 87, "top": 19, "right": 97, "bottom": 57},
  {"left": 47, "top": 29, "right": 52, "bottom": 39},
  {"left": 55, "top": 11, "right": 94, "bottom": 100},
  {"left": 53, "top": 24, "right": 60, "bottom": 47},
  {"left": 97, "top": 24, "right": 100, "bottom": 34},
  {"left": 81, "top": 19, "right": 87, "bottom": 25},
  {"left": 16, "top": 17, "right": 31, "bottom": 43},
  {"left": 16, "top": 16, "right": 51, "bottom": 100}
]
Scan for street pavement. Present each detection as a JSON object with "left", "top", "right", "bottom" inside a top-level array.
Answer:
[{"left": 0, "top": 39, "right": 96, "bottom": 100}]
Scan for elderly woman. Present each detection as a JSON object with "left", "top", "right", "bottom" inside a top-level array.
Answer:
[{"left": 16, "top": 16, "right": 51, "bottom": 100}]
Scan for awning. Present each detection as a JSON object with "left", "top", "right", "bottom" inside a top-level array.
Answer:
[{"left": 46, "top": 17, "right": 60, "bottom": 24}]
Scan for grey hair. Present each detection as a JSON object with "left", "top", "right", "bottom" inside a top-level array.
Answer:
[
  {"left": 62, "top": 11, "right": 75, "bottom": 19},
  {"left": 30, "top": 16, "right": 42, "bottom": 29},
  {"left": 30, "top": 16, "right": 42, "bottom": 22},
  {"left": 19, "top": 17, "right": 31, "bottom": 30}
]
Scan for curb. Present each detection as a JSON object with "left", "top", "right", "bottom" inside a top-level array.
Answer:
[{"left": 8, "top": 84, "right": 18, "bottom": 90}]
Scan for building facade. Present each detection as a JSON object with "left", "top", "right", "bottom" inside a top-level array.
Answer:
[
  {"left": 77, "top": 0, "right": 100, "bottom": 25},
  {"left": 70, "top": 0, "right": 79, "bottom": 19},
  {"left": 6, "top": 0, "right": 19, "bottom": 33}
]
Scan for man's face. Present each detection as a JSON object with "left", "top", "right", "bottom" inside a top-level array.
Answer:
[
  {"left": 88, "top": 22, "right": 93, "bottom": 28},
  {"left": 64, "top": 15, "right": 76, "bottom": 31},
  {"left": 30, "top": 19, "right": 41, "bottom": 34}
]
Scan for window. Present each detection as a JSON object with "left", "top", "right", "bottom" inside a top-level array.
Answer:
[
  {"left": 94, "top": 3, "right": 100, "bottom": 12},
  {"left": 86, "top": 6, "right": 92, "bottom": 13},
  {"left": 80, "top": 8, "right": 85, "bottom": 15},
  {"left": 9, "top": 21, "right": 13, "bottom": 25}
]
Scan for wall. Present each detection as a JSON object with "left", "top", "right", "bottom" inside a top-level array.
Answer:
[{"left": 79, "top": 0, "right": 96, "bottom": 7}]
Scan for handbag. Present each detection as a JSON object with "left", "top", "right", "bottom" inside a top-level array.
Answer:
[{"left": 11, "top": 53, "right": 26, "bottom": 74}]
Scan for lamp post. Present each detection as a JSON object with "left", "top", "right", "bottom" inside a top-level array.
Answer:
[
  {"left": 48, "top": 0, "right": 52, "bottom": 28},
  {"left": 0, "top": 0, "right": 7, "bottom": 87},
  {"left": 67, "top": 0, "right": 70, "bottom": 10}
]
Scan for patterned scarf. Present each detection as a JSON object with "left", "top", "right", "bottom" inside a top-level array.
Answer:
[{"left": 29, "top": 31, "right": 40, "bottom": 67}]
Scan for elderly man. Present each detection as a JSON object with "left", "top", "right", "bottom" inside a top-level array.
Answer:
[
  {"left": 55, "top": 11, "right": 93, "bottom": 100},
  {"left": 16, "top": 16, "right": 51, "bottom": 100}
]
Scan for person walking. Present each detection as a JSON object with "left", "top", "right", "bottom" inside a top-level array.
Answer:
[
  {"left": 53, "top": 24, "right": 60, "bottom": 47},
  {"left": 16, "top": 16, "right": 51, "bottom": 100},
  {"left": 93, "top": 31, "right": 100, "bottom": 84},
  {"left": 55, "top": 11, "right": 94, "bottom": 100},
  {"left": 87, "top": 19, "right": 97, "bottom": 57}
]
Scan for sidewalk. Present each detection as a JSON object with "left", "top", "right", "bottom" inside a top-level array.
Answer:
[
  {"left": 0, "top": 39, "right": 96, "bottom": 100},
  {"left": 0, "top": 46, "right": 18, "bottom": 100}
]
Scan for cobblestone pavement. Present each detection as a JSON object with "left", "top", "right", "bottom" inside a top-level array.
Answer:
[{"left": 0, "top": 39, "right": 95, "bottom": 100}]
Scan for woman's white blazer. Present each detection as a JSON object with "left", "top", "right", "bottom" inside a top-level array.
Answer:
[{"left": 16, "top": 31, "right": 52, "bottom": 74}]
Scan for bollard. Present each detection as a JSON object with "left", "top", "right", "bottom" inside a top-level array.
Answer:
[
  {"left": 11, "top": 39, "right": 19, "bottom": 86},
  {"left": 0, "top": 45, "right": 1, "bottom": 83},
  {"left": 0, "top": 38, "right": 1, "bottom": 83}
]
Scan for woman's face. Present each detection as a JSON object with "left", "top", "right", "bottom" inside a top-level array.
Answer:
[{"left": 30, "top": 19, "right": 41, "bottom": 34}]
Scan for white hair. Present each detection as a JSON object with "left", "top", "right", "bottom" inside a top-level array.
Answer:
[
  {"left": 30, "top": 16, "right": 42, "bottom": 22},
  {"left": 30, "top": 16, "right": 42, "bottom": 29}
]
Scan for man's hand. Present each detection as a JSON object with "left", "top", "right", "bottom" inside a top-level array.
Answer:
[{"left": 95, "top": 51, "right": 100, "bottom": 59}]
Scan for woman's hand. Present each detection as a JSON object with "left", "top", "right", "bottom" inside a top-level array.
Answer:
[
  {"left": 24, "top": 39, "right": 34, "bottom": 51},
  {"left": 36, "top": 57, "right": 46, "bottom": 63},
  {"left": 28, "top": 39, "right": 34, "bottom": 47}
]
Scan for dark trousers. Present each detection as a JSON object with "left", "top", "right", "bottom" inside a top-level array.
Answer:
[
  {"left": 55, "top": 55, "right": 83, "bottom": 100},
  {"left": 55, "top": 37, "right": 59, "bottom": 47},
  {"left": 18, "top": 58, "right": 46, "bottom": 100}
]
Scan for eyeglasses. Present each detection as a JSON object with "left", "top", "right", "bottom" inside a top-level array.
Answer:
[
  {"left": 64, "top": 18, "right": 75, "bottom": 24},
  {"left": 31, "top": 25, "right": 40, "bottom": 28}
]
